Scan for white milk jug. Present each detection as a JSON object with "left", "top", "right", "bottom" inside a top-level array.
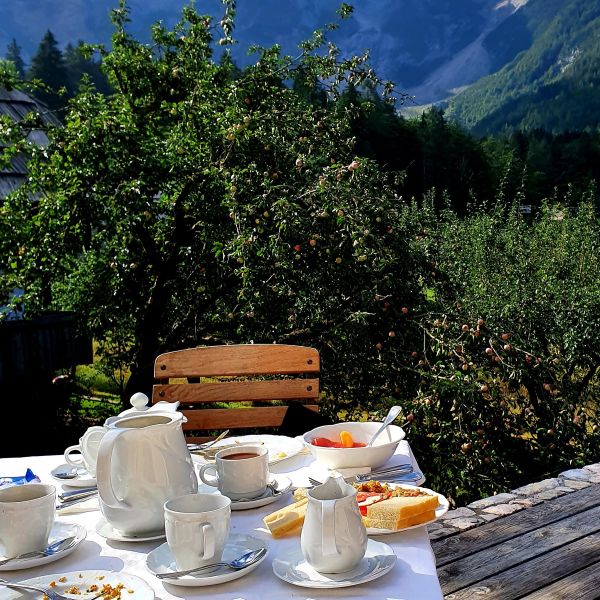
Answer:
[
  {"left": 300, "top": 473, "right": 368, "bottom": 573},
  {"left": 95, "top": 411, "right": 198, "bottom": 535}
]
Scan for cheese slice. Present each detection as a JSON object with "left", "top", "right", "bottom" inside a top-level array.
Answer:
[
  {"left": 263, "top": 497, "right": 308, "bottom": 538},
  {"left": 363, "top": 494, "right": 439, "bottom": 530}
]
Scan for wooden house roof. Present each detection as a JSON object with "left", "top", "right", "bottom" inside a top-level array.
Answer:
[{"left": 0, "top": 88, "right": 61, "bottom": 198}]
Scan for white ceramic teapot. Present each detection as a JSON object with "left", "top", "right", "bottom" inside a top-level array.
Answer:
[
  {"left": 300, "top": 473, "right": 368, "bottom": 573},
  {"left": 95, "top": 411, "right": 198, "bottom": 536}
]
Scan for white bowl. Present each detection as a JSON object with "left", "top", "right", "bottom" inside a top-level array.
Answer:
[{"left": 302, "top": 421, "right": 405, "bottom": 469}]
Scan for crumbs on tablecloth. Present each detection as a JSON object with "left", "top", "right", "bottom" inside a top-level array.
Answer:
[{"left": 44, "top": 576, "right": 128, "bottom": 600}]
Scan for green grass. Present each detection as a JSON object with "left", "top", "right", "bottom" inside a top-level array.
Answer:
[{"left": 76, "top": 363, "right": 122, "bottom": 397}]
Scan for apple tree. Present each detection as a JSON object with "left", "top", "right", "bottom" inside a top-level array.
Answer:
[{"left": 0, "top": 2, "right": 429, "bottom": 414}]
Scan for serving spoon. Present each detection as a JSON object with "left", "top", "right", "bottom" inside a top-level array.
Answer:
[
  {"left": 367, "top": 405, "right": 402, "bottom": 447},
  {"left": 155, "top": 547, "right": 267, "bottom": 579}
]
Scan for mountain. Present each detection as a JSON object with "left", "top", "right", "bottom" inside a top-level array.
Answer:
[
  {"left": 0, "top": 0, "right": 530, "bottom": 105},
  {"left": 446, "top": 0, "right": 600, "bottom": 134}
]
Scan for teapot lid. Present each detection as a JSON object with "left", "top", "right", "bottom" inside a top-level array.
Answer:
[{"left": 104, "top": 393, "right": 180, "bottom": 426}]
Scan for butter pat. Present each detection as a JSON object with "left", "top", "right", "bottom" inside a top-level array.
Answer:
[{"left": 263, "top": 496, "right": 308, "bottom": 538}]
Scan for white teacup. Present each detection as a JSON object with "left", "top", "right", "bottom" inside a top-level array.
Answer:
[
  {"left": 164, "top": 493, "right": 231, "bottom": 571},
  {"left": 64, "top": 426, "right": 106, "bottom": 477},
  {"left": 198, "top": 445, "right": 269, "bottom": 500},
  {"left": 0, "top": 483, "right": 56, "bottom": 558}
]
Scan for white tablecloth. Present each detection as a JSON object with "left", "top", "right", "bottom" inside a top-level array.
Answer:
[{"left": 0, "top": 442, "right": 443, "bottom": 600}]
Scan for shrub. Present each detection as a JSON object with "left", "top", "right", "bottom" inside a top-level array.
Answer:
[{"left": 399, "top": 197, "right": 600, "bottom": 505}]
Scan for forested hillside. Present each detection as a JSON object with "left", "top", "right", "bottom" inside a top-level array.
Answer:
[{"left": 447, "top": 0, "right": 600, "bottom": 134}]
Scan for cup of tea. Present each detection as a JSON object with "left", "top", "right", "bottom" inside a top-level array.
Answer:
[
  {"left": 0, "top": 483, "right": 56, "bottom": 558},
  {"left": 64, "top": 425, "right": 106, "bottom": 477},
  {"left": 164, "top": 493, "right": 231, "bottom": 571},
  {"left": 198, "top": 445, "right": 269, "bottom": 500}
]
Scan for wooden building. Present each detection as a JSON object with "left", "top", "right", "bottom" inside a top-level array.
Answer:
[{"left": 0, "top": 87, "right": 61, "bottom": 199}]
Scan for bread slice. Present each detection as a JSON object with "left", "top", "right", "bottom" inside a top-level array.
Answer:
[
  {"left": 363, "top": 494, "right": 439, "bottom": 530},
  {"left": 364, "top": 508, "right": 437, "bottom": 530}
]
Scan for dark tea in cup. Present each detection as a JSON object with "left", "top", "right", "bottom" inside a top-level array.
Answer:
[
  {"left": 222, "top": 452, "right": 259, "bottom": 460},
  {"left": 198, "top": 444, "right": 269, "bottom": 500}
]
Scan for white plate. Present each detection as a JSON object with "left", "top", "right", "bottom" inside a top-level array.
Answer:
[
  {"left": 191, "top": 434, "right": 304, "bottom": 465},
  {"left": 363, "top": 484, "right": 449, "bottom": 535},
  {"left": 0, "top": 570, "right": 154, "bottom": 600},
  {"left": 95, "top": 517, "right": 166, "bottom": 542},
  {"left": 146, "top": 533, "right": 268, "bottom": 587},
  {"left": 0, "top": 522, "right": 86, "bottom": 571},
  {"left": 51, "top": 464, "right": 97, "bottom": 488},
  {"left": 272, "top": 538, "right": 396, "bottom": 588},
  {"left": 231, "top": 476, "right": 292, "bottom": 510}
]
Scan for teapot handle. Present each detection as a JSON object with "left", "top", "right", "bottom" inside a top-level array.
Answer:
[
  {"left": 96, "top": 428, "right": 131, "bottom": 510},
  {"left": 321, "top": 499, "right": 340, "bottom": 557}
]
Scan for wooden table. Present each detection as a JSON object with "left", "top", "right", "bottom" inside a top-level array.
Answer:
[{"left": 432, "top": 483, "right": 600, "bottom": 599}]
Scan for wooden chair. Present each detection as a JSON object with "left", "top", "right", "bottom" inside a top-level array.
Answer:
[{"left": 152, "top": 344, "right": 320, "bottom": 442}]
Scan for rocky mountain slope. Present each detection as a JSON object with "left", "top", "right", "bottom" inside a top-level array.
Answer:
[{"left": 1, "top": 0, "right": 529, "bottom": 105}]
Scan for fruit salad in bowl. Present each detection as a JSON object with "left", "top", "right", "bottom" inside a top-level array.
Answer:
[{"left": 302, "top": 421, "right": 405, "bottom": 469}]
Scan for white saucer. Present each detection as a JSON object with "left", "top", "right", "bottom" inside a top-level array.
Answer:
[
  {"left": 95, "top": 517, "right": 166, "bottom": 542},
  {"left": 146, "top": 533, "right": 268, "bottom": 586},
  {"left": 0, "top": 570, "right": 154, "bottom": 600},
  {"left": 51, "top": 464, "right": 96, "bottom": 488},
  {"left": 272, "top": 538, "right": 396, "bottom": 588},
  {"left": 230, "top": 476, "right": 293, "bottom": 510},
  {"left": 0, "top": 521, "right": 86, "bottom": 571}
]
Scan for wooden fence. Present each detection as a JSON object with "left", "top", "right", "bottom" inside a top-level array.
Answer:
[{"left": 0, "top": 312, "right": 93, "bottom": 384}]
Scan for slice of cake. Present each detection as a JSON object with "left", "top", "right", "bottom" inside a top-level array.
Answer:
[{"left": 363, "top": 493, "right": 439, "bottom": 530}]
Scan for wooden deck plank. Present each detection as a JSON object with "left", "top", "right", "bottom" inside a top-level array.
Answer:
[
  {"left": 519, "top": 559, "right": 600, "bottom": 600},
  {"left": 441, "top": 532, "right": 600, "bottom": 599},
  {"left": 433, "top": 484, "right": 600, "bottom": 566},
  {"left": 439, "top": 504, "right": 600, "bottom": 594}
]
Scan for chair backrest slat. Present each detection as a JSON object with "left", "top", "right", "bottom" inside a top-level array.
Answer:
[
  {"left": 155, "top": 344, "right": 319, "bottom": 378},
  {"left": 182, "top": 405, "right": 320, "bottom": 431},
  {"left": 154, "top": 378, "right": 319, "bottom": 404},
  {"left": 152, "top": 344, "right": 321, "bottom": 439}
]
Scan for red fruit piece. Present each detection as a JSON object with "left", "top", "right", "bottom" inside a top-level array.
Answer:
[{"left": 311, "top": 437, "right": 334, "bottom": 447}]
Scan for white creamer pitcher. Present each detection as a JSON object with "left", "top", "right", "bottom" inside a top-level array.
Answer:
[
  {"left": 95, "top": 411, "right": 198, "bottom": 536},
  {"left": 300, "top": 473, "right": 368, "bottom": 573}
]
